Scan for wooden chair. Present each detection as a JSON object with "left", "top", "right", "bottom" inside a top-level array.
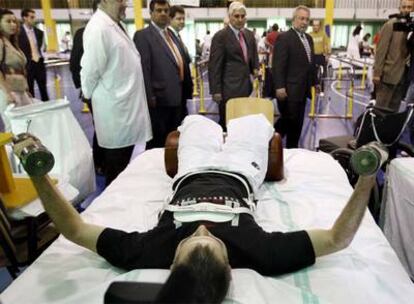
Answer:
[
  {"left": 0, "top": 198, "right": 58, "bottom": 279},
  {"left": 226, "top": 97, "right": 275, "bottom": 125},
  {"left": 165, "top": 96, "right": 284, "bottom": 181}
]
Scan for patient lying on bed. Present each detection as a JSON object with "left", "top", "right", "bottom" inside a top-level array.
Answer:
[{"left": 21, "top": 114, "right": 378, "bottom": 304}]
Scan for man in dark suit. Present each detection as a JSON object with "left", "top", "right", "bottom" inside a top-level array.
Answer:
[
  {"left": 169, "top": 5, "right": 193, "bottom": 120},
  {"left": 272, "top": 5, "right": 317, "bottom": 148},
  {"left": 208, "top": 1, "right": 259, "bottom": 128},
  {"left": 134, "top": 0, "right": 188, "bottom": 149},
  {"left": 19, "top": 8, "right": 49, "bottom": 101}
]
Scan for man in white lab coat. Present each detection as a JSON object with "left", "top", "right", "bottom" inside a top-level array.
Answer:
[{"left": 81, "top": 0, "right": 152, "bottom": 186}]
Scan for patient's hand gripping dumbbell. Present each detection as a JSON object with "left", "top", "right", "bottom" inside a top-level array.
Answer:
[
  {"left": 12, "top": 133, "right": 55, "bottom": 176},
  {"left": 350, "top": 142, "right": 388, "bottom": 176}
]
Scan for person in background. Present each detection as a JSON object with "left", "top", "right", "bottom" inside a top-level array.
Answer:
[
  {"left": 81, "top": 0, "right": 152, "bottom": 186},
  {"left": 309, "top": 19, "right": 330, "bottom": 91},
  {"left": 347, "top": 24, "right": 362, "bottom": 59},
  {"left": 18, "top": 8, "right": 49, "bottom": 101},
  {"left": 265, "top": 23, "right": 279, "bottom": 54},
  {"left": 373, "top": 0, "right": 414, "bottom": 112},
  {"left": 258, "top": 31, "right": 269, "bottom": 64},
  {"left": 0, "top": 9, "right": 32, "bottom": 131},
  {"left": 169, "top": 5, "right": 193, "bottom": 120},
  {"left": 361, "top": 33, "right": 372, "bottom": 57},
  {"left": 252, "top": 28, "right": 261, "bottom": 46},
  {"left": 272, "top": 5, "right": 317, "bottom": 148},
  {"left": 134, "top": 0, "right": 188, "bottom": 149},
  {"left": 195, "top": 38, "right": 202, "bottom": 59},
  {"left": 208, "top": 1, "right": 259, "bottom": 129},
  {"left": 69, "top": 0, "right": 104, "bottom": 175},
  {"left": 201, "top": 30, "right": 212, "bottom": 59},
  {"left": 61, "top": 31, "right": 72, "bottom": 53},
  {"left": 372, "top": 31, "right": 381, "bottom": 54}
]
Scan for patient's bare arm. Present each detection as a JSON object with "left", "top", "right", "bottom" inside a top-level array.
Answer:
[
  {"left": 30, "top": 175, "right": 105, "bottom": 253},
  {"left": 307, "top": 175, "right": 376, "bottom": 257}
]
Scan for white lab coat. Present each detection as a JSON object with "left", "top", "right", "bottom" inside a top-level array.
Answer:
[
  {"left": 347, "top": 35, "right": 362, "bottom": 59},
  {"left": 81, "top": 9, "right": 152, "bottom": 148}
]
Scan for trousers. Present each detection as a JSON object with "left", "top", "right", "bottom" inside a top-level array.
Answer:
[{"left": 174, "top": 114, "right": 274, "bottom": 194}]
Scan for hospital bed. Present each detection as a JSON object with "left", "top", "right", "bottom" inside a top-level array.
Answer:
[{"left": 1, "top": 146, "right": 414, "bottom": 303}]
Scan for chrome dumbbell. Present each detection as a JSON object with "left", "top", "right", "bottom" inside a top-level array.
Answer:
[{"left": 12, "top": 133, "right": 55, "bottom": 176}]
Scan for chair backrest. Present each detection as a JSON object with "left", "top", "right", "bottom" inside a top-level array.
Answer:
[{"left": 226, "top": 97, "right": 274, "bottom": 126}]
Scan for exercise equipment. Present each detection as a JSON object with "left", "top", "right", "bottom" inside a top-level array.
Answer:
[
  {"left": 12, "top": 133, "right": 55, "bottom": 177},
  {"left": 350, "top": 142, "right": 388, "bottom": 176}
]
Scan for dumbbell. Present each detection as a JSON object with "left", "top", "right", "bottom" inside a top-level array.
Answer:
[
  {"left": 350, "top": 142, "right": 388, "bottom": 176},
  {"left": 12, "top": 133, "right": 55, "bottom": 176}
]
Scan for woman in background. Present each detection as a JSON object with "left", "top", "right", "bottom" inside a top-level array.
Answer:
[
  {"left": 347, "top": 25, "right": 363, "bottom": 59},
  {"left": 0, "top": 8, "right": 32, "bottom": 131}
]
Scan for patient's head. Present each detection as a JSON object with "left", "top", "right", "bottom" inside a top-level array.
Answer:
[{"left": 156, "top": 225, "right": 232, "bottom": 303}]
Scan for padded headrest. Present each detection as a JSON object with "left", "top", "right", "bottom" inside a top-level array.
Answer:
[{"left": 165, "top": 131, "right": 284, "bottom": 181}]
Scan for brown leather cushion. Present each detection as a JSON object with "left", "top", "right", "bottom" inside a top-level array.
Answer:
[{"left": 165, "top": 131, "right": 284, "bottom": 181}]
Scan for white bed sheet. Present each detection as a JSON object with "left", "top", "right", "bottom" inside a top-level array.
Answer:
[
  {"left": 2, "top": 148, "right": 413, "bottom": 304},
  {"left": 381, "top": 158, "right": 414, "bottom": 280}
]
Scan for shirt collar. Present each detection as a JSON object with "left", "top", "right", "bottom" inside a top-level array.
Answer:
[
  {"left": 169, "top": 26, "right": 179, "bottom": 37},
  {"left": 151, "top": 21, "right": 167, "bottom": 33},
  {"left": 229, "top": 24, "right": 243, "bottom": 37},
  {"left": 293, "top": 27, "right": 305, "bottom": 38},
  {"left": 23, "top": 23, "right": 34, "bottom": 33},
  {"left": 96, "top": 8, "right": 119, "bottom": 28}
]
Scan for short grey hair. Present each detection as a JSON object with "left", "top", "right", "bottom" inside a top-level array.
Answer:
[
  {"left": 228, "top": 1, "right": 247, "bottom": 16},
  {"left": 292, "top": 5, "right": 310, "bottom": 19}
]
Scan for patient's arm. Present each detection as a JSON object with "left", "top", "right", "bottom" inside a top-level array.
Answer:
[
  {"left": 30, "top": 175, "right": 105, "bottom": 253},
  {"left": 307, "top": 175, "right": 376, "bottom": 257}
]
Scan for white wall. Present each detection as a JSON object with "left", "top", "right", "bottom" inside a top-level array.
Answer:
[{"left": 11, "top": 7, "right": 399, "bottom": 22}]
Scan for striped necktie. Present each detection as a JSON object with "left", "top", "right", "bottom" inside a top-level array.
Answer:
[
  {"left": 164, "top": 29, "right": 185, "bottom": 81},
  {"left": 300, "top": 33, "right": 312, "bottom": 63}
]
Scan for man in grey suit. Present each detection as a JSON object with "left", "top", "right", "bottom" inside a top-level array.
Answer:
[
  {"left": 208, "top": 1, "right": 259, "bottom": 128},
  {"left": 272, "top": 5, "right": 317, "bottom": 148},
  {"left": 134, "top": 0, "right": 188, "bottom": 148}
]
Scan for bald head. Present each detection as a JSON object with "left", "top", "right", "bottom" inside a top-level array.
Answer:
[{"left": 400, "top": 0, "right": 414, "bottom": 16}]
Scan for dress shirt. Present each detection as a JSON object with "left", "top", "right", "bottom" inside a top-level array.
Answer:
[
  {"left": 294, "top": 28, "right": 312, "bottom": 62},
  {"left": 23, "top": 24, "right": 41, "bottom": 61}
]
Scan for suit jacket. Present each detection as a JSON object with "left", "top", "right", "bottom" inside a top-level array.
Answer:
[
  {"left": 208, "top": 26, "right": 259, "bottom": 100},
  {"left": 69, "top": 27, "right": 85, "bottom": 89},
  {"left": 374, "top": 18, "right": 409, "bottom": 85},
  {"left": 272, "top": 28, "right": 316, "bottom": 101},
  {"left": 134, "top": 24, "right": 188, "bottom": 107},
  {"left": 18, "top": 25, "right": 45, "bottom": 63}
]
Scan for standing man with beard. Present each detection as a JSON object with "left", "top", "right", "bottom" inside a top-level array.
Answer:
[
  {"left": 208, "top": 1, "right": 259, "bottom": 129},
  {"left": 81, "top": 0, "right": 152, "bottom": 187},
  {"left": 272, "top": 5, "right": 317, "bottom": 148}
]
